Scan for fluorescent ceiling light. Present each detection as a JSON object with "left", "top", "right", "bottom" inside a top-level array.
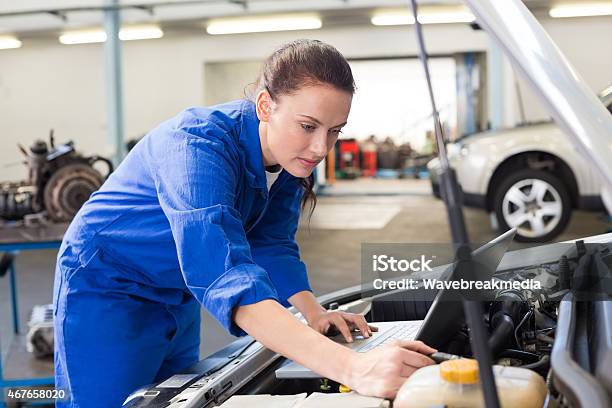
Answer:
[
  {"left": 206, "top": 14, "right": 322, "bottom": 35},
  {"left": 371, "top": 6, "right": 475, "bottom": 26},
  {"left": 59, "top": 30, "right": 107, "bottom": 44},
  {"left": 418, "top": 11, "right": 475, "bottom": 24},
  {"left": 119, "top": 25, "right": 164, "bottom": 41},
  {"left": 0, "top": 35, "right": 22, "bottom": 49},
  {"left": 371, "top": 12, "right": 415, "bottom": 26},
  {"left": 549, "top": 3, "right": 612, "bottom": 18},
  {"left": 60, "top": 25, "right": 163, "bottom": 44}
]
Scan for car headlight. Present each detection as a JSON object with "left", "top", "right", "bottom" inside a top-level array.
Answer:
[
  {"left": 427, "top": 157, "right": 440, "bottom": 170},
  {"left": 445, "top": 143, "right": 461, "bottom": 160}
]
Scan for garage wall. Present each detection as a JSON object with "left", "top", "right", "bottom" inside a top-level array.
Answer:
[
  {"left": 514, "top": 16, "right": 612, "bottom": 123},
  {"left": 203, "top": 60, "right": 262, "bottom": 106},
  {"left": 0, "top": 16, "right": 610, "bottom": 180}
]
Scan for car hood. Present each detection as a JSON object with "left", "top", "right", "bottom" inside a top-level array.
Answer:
[{"left": 459, "top": 122, "right": 559, "bottom": 147}]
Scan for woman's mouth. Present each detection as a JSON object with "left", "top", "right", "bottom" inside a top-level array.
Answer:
[{"left": 297, "top": 158, "right": 319, "bottom": 169}]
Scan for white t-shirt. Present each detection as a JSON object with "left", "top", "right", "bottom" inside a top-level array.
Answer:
[{"left": 265, "top": 166, "right": 282, "bottom": 191}]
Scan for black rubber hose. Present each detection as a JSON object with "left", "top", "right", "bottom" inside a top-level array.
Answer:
[
  {"left": 488, "top": 314, "right": 515, "bottom": 356},
  {"left": 499, "top": 349, "right": 540, "bottom": 364},
  {"left": 521, "top": 355, "right": 550, "bottom": 372}
]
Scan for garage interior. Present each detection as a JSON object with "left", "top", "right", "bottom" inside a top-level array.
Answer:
[{"left": 1, "top": 0, "right": 611, "bottom": 406}]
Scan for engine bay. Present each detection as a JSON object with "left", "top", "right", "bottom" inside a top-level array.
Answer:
[{"left": 123, "top": 238, "right": 612, "bottom": 408}]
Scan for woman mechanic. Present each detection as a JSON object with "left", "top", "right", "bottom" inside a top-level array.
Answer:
[{"left": 53, "top": 39, "right": 436, "bottom": 407}]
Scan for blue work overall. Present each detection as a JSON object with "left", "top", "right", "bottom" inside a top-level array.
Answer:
[{"left": 53, "top": 99, "right": 312, "bottom": 407}]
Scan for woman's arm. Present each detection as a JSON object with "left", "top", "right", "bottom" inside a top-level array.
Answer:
[
  {"left": 235, "top": 299, "right": 354, "bottom": 383},
  {"left": 287, "top": 290, "right": 326, "bottom": 323},
  {"left": 234, "top": 299, "right": 437, "bottom": 399}
]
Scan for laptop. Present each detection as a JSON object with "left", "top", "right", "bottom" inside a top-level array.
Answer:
[{"left": 275, "top": 229, "right": 516, "bottom": 380}]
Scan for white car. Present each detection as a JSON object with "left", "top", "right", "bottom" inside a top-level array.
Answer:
[{"left": 429, "top": 86, "right": 612, "bottom": 242}]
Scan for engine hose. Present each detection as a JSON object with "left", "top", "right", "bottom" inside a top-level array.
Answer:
[
  {"left": 520, "top": 355, "right": 550, "bottom": 371},
  {"left": 536, "top": 333, "right": 555, "bottom": 344},
  {"left": 499, "top": 349, "right": 540, "bottom": 364},
  {"left": 488, "top": 291, "right": 530, "bottom": 356},
  {"left": 514, "top": 310, "right": 533, "bottom": 348},
  {"left": 488, "top": 314, "right": 515, "bottom": 356}
]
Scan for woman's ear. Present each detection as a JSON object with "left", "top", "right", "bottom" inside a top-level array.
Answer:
[{"left": 255, "top": 89, "right": 273, "bottom": 122}]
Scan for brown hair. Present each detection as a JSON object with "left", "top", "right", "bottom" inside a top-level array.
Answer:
[{"left": 248, "top": 39, "right": 355, "bottom": 218}]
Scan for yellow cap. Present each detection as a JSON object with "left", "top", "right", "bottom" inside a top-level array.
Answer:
[
  {"left": 339, "top": 384, "right": 352, "bottom": 393},
  {"left": 440, "top": 359, "right": 479, "bottom": 384}
]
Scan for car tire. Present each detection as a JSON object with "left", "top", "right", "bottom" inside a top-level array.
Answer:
[
  {"left": 493, "top": 169, "right": 571, "bottom": 242},
  {"left": 431, "top": 181, "right": 441, "bottom": 199}
]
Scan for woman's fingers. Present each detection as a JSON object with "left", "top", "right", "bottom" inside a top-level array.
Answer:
[
  {"left": 396, "top": 347, "right": 435, "bottom": 368},
  {"left": 395, "top": 339, "right": 437, "bottom": 355},
  {"left": 344, "top": 314, "right": 371, "bottom": 338},
  {"left": 314, "top": 311, "right": 385, "bottom": 341},
  {"left": 350, "top": 347, "right": 425, "bottom": 400},
  {"left": 330, "top": 314, "right": 354, "bottom": 342}
]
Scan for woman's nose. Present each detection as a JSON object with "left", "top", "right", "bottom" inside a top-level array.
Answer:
[{"left": 310, "top": 131, "right": 328, "bottom": 157}]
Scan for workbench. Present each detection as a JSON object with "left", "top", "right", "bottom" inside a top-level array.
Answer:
[{"left": 0, "top": 222, "right": 67, "bottom": 403}]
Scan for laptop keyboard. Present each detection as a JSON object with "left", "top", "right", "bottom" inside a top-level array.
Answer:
[{"left": 357, "top": 323, "right": 420, "bottom": 353}]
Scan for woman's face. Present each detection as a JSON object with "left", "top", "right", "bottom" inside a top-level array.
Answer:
[{"left": 256, "top": 83, "right": 352, "bottom": 178}]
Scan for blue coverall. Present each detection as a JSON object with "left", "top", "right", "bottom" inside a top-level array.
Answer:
[{"left": 53, "top": 99, "right": 312, "bottom": 407}]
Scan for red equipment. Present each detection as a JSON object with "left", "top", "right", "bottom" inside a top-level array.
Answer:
[{"left": 337, "top": 139, "right": 360, "bottom": 179}]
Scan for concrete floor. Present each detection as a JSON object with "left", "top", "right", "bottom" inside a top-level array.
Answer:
[{"left": 1, "top": 179, "right": 609, "bottom": 385}]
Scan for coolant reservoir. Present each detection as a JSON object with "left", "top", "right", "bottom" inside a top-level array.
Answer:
[{"left": 394, "top": 358, "right": 546, "bottom": 408}]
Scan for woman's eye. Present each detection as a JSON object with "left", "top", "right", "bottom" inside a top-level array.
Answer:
[
  {"left": 330, "top": 129, "right": 343, "bottom": 135},
  {"left": 301, "top": 123, "right": 316, "bottom": 132}
]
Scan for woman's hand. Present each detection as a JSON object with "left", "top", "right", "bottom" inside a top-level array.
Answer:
[
  {"left": 346, "top": 340, "right": 437, "bottom": 400},
  {"left": 289, "top": 291, "right": 376, "bottom": 342},
  {"left": 235, "top": 299, "right": 436, "bottom": 401},
  {"left": 306, "top": 310, "right": 378, "bottom": 343}
]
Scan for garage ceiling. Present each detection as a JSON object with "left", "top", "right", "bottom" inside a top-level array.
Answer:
[{"left": 0, "top": 0, "right": 571, "bottom": 35}]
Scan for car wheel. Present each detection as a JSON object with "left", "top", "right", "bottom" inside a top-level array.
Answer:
[
  {"left": 494, "top": 169, "right": 571, "bottom": 242},
  {"left": 431, "top": 181, "right": 441, "bottom": 199}
]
